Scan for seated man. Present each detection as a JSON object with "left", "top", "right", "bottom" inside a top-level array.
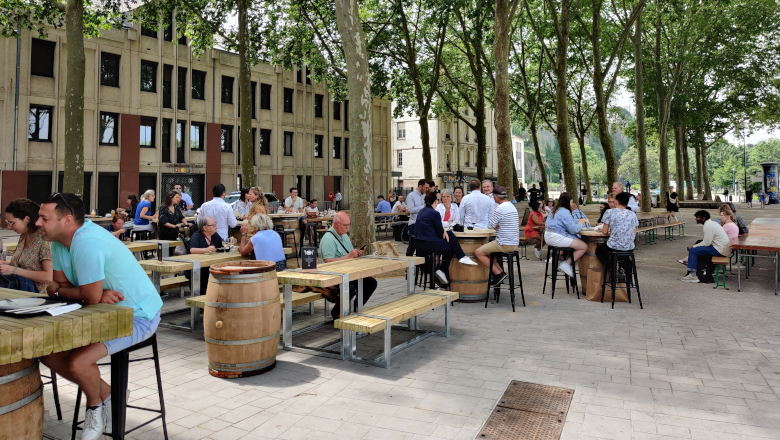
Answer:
[
  {"left": 595, "top": 192, "right": 638, "bottom": 275},
  {"left": 319, "top": 211, "right": 377, "bottom": 319},
  {"left": 474, "top": 186, "right": 520, "bottom": 286},
  {"left": 681, "top": 210, "right": 731, "bottom": 283},
  {"left": 375, "top": 195, "right": 391, "bottom": 214},
  {"left": 392, "top": 195, "right": 408, "bottom": 221},
  {"left": 38, "top": 193, "right": 162, "bottom": 440}
]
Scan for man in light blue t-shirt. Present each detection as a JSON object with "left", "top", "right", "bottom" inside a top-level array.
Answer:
[{"left": 36, "top": 193, "right": 162, "bottom": 440}]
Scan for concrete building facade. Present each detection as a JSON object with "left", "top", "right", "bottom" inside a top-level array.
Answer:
[
  {"left": 0, "top": 22, "right": 392, "bottom": 214},
  {"left": 390, "top": 106, "right": 499, "bottom": 189}
]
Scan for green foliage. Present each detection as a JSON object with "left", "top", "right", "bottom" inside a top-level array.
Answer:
[
  {"left": 749, "top": 139, "right": 780, "bottom": 165},
  {"left": 618, "top": 147, "right": 660, "bottom": 189},
  {"left": 0, "top": 0, "right": 121, "bottom": 39}
]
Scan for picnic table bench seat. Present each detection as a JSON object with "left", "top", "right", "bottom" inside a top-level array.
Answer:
[{"left": 159, "top": 276, "right": 189, "bottom": 293}]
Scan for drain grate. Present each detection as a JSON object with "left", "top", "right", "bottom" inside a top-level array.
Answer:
[{"left": 477, "top": 381, "right": 574, "bottom": 440}]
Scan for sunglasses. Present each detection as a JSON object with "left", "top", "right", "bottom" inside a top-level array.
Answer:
[{"left": 50, "top": 192, "right": 74, "bottom": 215}]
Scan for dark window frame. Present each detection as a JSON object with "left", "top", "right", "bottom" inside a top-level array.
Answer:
[
  {"left": 191, "top": 70, "right": 206, "bottom": 100},
  {"left": 190, "top": 122, "right": 205, "bottom": 150},
  {"left": 140, "top": 60, "right": 158, "bottom": 92},
  {"left": 314, "top": 94, "right": 324, "bottom": 118},
  {"left": 333, "top": 137, "right": 341, "bottom": 159},
  {"left": 259, "top": 129, "right": 271, "bottom": 155},
  {"left": 163, "top": 12, "right": 173, "bottom": 41},
  {"left": 283, "top": 131, "right": 294, "bottom": 156},
  {"left": 161, "top": 119, "right": 172, "bottom": 163},
  {"left": 221, "top": 125, "right": 233, "bottom": 152},
  {"left": 162, "top": 64, "right": 173, "bottom": 109},
  {"left": 176, "top": 120, "right": 186, "bottom": 163},
  {"left": 260, "top": 83, "right": 272, "bottom": 110},
  {"left": 140, "top": 117, "right": 156, "bottom": 148},
  {"left": 100, "top": 52, "right": 120, "bottom": 87},
  {"left": 344, "top": 137, "right": 349, "bottom": 169},
  {"left": 28, "top": 105, "right": 53, "bottom": 142},
  {"left": 177, "top": 67, "right": 187, "bottom": 110},
  {"left": 283, "top": 88, "right": 293, "bottom": 113},
  {"left": 314, "top": 134, "right": 323, "bottom": 158},
  {"left": 251, "top": 81, "right": 257, "bottom": 119},
  {"left": 141, "top": 23, "right": 158, "bottom": 38},
  {"left": 30, "top": 38, "right": 55, "bottom": 78},
  {"left": 221, "top": 76, "right": 234, "bottom": 104},
  {"left": 99, "top": 112, "right": 119, "bottom": 146},
  {"left": 333, "top": 101, "right": 341, "bottom": 120}
]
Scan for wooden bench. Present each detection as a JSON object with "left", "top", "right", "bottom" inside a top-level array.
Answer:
[
  {"left": 636, "top": 221, "right": 686, "bottom": 245},
  {"left": 712, "top": 256, "right": 730, "bottom": 290},
  {"left": 160, "top": 276, "right": 190, "bottom": 295},
  {"left": 333, "top": 289, "right": 459, "bottom": 368}
]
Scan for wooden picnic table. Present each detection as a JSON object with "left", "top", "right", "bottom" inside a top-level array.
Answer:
[
  {"left": 749, "top": 217, "right": 780, "bottom": 225},
  {"left": 126, "top": 239, "right": 182, "bottom": 258},
  {"left": 0, "top": 289, "right": 133, "bottom": 440},
  {"left": 729, "top": 218, "right": 780, "bottom": 294},
  {"left": 139, "top": 251, "right": 248, "bottom": 296},
  {"left": 276, "top": 255, "right": 423, "bottom": 360}
]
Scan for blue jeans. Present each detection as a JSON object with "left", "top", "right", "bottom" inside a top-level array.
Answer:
[
  {"left": 687, "top": 246, "right": 723, "bottom": 271},
  {"left": 0, "top": 273, "right": 38, "bottom": 292}
]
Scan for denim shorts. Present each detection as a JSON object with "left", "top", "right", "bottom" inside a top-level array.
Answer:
[{"left": 103, "top": 312, "right": 160, "bottom": 356}]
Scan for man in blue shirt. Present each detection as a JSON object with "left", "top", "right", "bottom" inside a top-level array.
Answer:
[
  {"left": 375, "top": 195, "right": 391, "bottom": 213},
  {"left": 36, "top": 193, "right": 162, "bottom": 440},
  {"left": 174, "top": 184, "right": 194, "bottom": 210}
]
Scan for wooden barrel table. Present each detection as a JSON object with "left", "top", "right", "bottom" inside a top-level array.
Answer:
[
  {"left": 580, "top": 231, "right": 628, "bottom": 303},
  {"left": 450, "top": 229, "right": 496, "bottom": 302},
  {"left": 205, "top": 261, "right": 280, "bottom": 378},
  {"left": 0, "top": 359, "right": 43, "bottom": 440},
  {"left": 270, "top": 213, "right": 302, "bottom": 251}
]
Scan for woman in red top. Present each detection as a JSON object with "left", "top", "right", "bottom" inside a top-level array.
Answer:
[{"left": 524, "top": 199, "right": 545, "bottom": 259}]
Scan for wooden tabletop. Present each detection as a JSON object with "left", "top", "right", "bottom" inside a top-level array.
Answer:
[
  {"left": 453, "top": 228, "right": 496, "bottom": 238},
  {"left": 750, "top": 217, "right": 780, "bottom": 226},
  {"left": 277, "top": 256, "right": 424, "bottom": 288},
  {"left": 126, "top": 240, "right": 183, "bottom": 253},
  {"left": 86, "top": 216, "right": 113, "bottom": 223},
  {"left": 0, "top": 289, "right": 134, "bottom": 366},
  {"left": 729, "top": 236, "right": 780, "bottom": 252},
  {"left": 138, "top": 251, "right": 248, "bottom": 274},
  {"left": 743, "top": 225, "right": 780, "bottom": 238}
]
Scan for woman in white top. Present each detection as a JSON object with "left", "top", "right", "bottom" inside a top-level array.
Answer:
[
  {"left": 543, "top": 198, "right": 555, "bottom": 217},
  {"left": 232, "top": 187, "right": 253, "bottom": 218},
  {"left": 436, "top": 189, "right": 460, "bottom": 228}
]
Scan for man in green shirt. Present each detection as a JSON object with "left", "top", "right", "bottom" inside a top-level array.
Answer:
[{"left": 319, "top": 212, "right": 377, "bottom": 319}]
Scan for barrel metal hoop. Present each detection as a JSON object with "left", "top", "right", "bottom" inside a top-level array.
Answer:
[
  {"left": 0, "top": 386, "right": 42, "bottom": 416},
  {"left": 209, "top": 273, "right": 276, "bottom": 284},
  {"left": 208, "top": 356, "right": 276, "bottom": 371},
  {"left": 205, "top": 331, "right": 281, "bottom": 346},
  {"left": 204, "top": 298, "right": 279, "bottom": 308},
  {"left": 584, "top": 252, "right": 597, "bottom": 257},
  {"left": 0, "top": 361, "right": 38, "bottom": 386},
  {"left": 450, "top": 279, "right": 490, "bottom": 284}
]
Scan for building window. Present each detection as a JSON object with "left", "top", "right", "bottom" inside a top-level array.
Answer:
[
  {"left": 314, "top": 94, "right": 323, "bottom": 118},
  {"left": 343, "top": 100, "right": 349, "bottom": 130},
  {"left": 397, "top": 151, "right": 403, "bottom": 167},
  {"left": 334, "top": 176, "right": 342, "bottom": 194},
  {"left": 99, "top": 112, "right": 119, "bottom": 145},
  {"left": 177, "top": 67, "right": 187, "bottom": 110},
  {"left": 100, "top": 52, "right": 120, "bottom": 87},
  {"left": 259, "top": 129, "right": 271, "bottom": 155},
  {"left": 30, "top": 39, "right": 55, "bottom": 77},
  {"left": 251, "top": 81, "right": 257, "bottom": 119},
  {"left": 297, "top": 68, "right": 303, "bottom": 83},
  {"left": 445, "top": 133, "right": 450, "bottom": 140},
  {"left": 191, "top": 70, "right": 206, "bottom": 100},
  {"left": 190, "top": 123, "right": 204, "bottom": 150},
  {"left": 260, "top": 83, "right": 271, "bottom": 110},
  {"left": 465, "top": 130, "right": 469, "bottom": 141},
  {"left": 344, "top": 137, "right": 349, "bottom": 169},
  {"left": 177, "top": 29, "right": 187, "bottom": 45},
  {"left": 28, "top": 105, "right": 52, "bottom": 141},
  {"left": 221, "top": 125, "right": 233, "bottom": 152},
  {"left": 140, "top": 60, "right": 157, "bottom": 92},
  {"left": 446, "top": 153, "right": 450, "bottom": 171},
  {"left": 283, "top": 88, "right": 293, "bottom": 113},
  {"left": 397, "top": 122, "right": 406, "bottom": 139},
  {"left": 163, "top": 64, "right": 173, "bottom": 108},
  {"left": 140, "top": 118, "right": 156, "bottom": 148},
  {"left": 176, "top": 121, "right": 185, "bottom": 163},
  {"left": 161, "top": 119, "right": 171, "bottom": 163},
  {"left": 221, "top": 76, "right": 233, "bottom": 104},
  {"left": 284, "top": 132, "right": 293, "bottom": 156},
  {"left": 141, "top": 23, "right": 158, "bottom": 38},
  {"left": 465, "top": 151, "right": 470, "bottom": 167},
  {"left": 333, "top": 101, "right": 341, "bottom": 120},
  {"left": 163, "top": 12, "right": 173, "bottom": 41},
  {"left": 305, "top": 67, "right": 312, "bottom": 85},
  {"left": 333, "top": 137, "right": 341, "bottom": 159},
  {"left": 314, "top": 134, "right": 323, "bottom": 158}
]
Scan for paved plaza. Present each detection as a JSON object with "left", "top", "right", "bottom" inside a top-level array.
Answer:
[{"left": 40, "top": 205, "right": 780, "bottom": 440}]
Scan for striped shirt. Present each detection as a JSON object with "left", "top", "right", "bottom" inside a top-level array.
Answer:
[{"left": 489, "top": 201, "right": 520, "bottom": 246}]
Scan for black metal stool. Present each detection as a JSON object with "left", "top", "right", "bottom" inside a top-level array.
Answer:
[
  {"left": 274, "top": 225, "right": 300, "bottom": 266},
  {"left": 131, "top": 229, "right": 153, "bottom": 242},
  {"left": 414, "top": 252, "right": 437, "bottom": 290},
  {"left": 601, "top": 249, "right": 642, "bottom": 309},
  {"left": 71, "top": 334, "right": 168, "bottom": 440},
  {"left": 485, "top": 250, "right": 525, "bottom": 311},
  {"left": 41, "top": 370, "right": 62, "bottom": 420},
  {"left": 542, "top": 246, "right": 579, "bottom": 299}
]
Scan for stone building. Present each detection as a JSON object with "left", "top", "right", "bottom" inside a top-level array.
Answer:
[{"left": 0, "top": 21, "right": 392, "bottom": 214}]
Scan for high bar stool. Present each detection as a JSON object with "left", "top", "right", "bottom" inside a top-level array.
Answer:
[
  {"left": 41, "top": 369, "right": 62, "bottom": 420},
  {"left": 274, "top": 225, "right": 300, "bottom": 266},
  {"left": 71, "top": 334, "right": 168, "bottom": 440},
  {"left": 484, "top": 250, "right": 525, "bottom": 312},
  {"left": 542, "top": 246, "right": 579, "bottom": 299},
  {"left": 600, "top": 249, "right": 643, "bottom": 309},
  {"left": 414, "top": 252, "right": 437, "bottom": 290}
]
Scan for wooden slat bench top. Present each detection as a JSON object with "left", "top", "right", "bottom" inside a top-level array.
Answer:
[
  {"left": 186, "top": 289, "right": 324, "bottom": 310},
  {"left": 139, "top": 252, "right": 249, "bottom": 274},
  {"left": 334, "top": 290, "right": 459, "bottom": 335},
  {"left": 712, "top": 257, "right": 730, "bottom": 265},
  {"left": 126, "top": 240, "right": 182, "bottom": 253},
  {"left": 160, "top": 276, "right": 189, "bottom": 291},
  {"left": 277, "top": 256, "right": 424, "bottom": 288}
]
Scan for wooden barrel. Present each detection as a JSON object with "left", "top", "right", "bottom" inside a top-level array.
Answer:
[
  {"left": 0, "top": 359, "right": 43, "bottom": 440},
  {"left": 581, "top": 237, "right": 628, "bottom": 303},
  {"left": 204, "top": 261, "right": 280, "bottom": 378},
  {"left": 273, "top": 217, "right": 302, "bottom": 250},
  {"left": 449, "top": 237, "right": 490, "bottom": 302}
]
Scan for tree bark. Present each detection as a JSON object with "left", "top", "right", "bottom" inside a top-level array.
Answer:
[
  {"left": 673, "top": 123, "right": 685, "bottom": 199},
  {"left": 238, "top": 0, "right": 254, "bottom": 187},
  {"left": 577, "top": 137, "right": 591, "bottom": 202},
  {"left": 552, "top": 0, "right": 576, "bottom": 194},
  {"left": 590, "top": 0, "right": 618, "bottom": 186},
  {"left": 62, "top": 0, "right": 85, "bottom": 195},
  {"left": 494, "top": 0, "right": 514, "bottom": 190},
  {"left": 633, "top": 10, "right": 650, "bottom": 211},
  {"left": 693, "top": 139, "right": 702, "bottom": 199},
  {"left": 334, "top": 0, "right": 375, "bottom": 247},
  {"left": 475, "top": 101, "right": 487, "bottom": 182},
  {"left": 682, "top": 127, "right": 694, "bottom": 200},
  {"left": 697, "top": 130, "right": 712, "bottom": 200},
  {"left": 529, "top": 120, "right": 548, "bottom": 200},
  {"left": 418, "top": 117, "right": 433, "bottom": 180}
]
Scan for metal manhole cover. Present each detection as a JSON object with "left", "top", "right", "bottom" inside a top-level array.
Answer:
[{"left": 477, "top": 381, "right": 574, "bottom": 440}]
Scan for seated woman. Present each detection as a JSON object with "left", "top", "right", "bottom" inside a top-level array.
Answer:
[
  {"left": 436, "top": 189, "right": 460, "bottom": 228},
  {"left": 246, "top": 187, "right": 269, "bottom": 236},
  {"left": 595, "top": 192, "right": 638, "bottom": 269},
  {"left": 2, "top": 199, "right": 52, "bottom": 293},
  {"left": 158, "top": 190, "right": 189, "bottom": 241},
  {"left": 104, "top": 214, "right": 129, "bottom": 241},
  {"left": 543, "top": 192, "right": 589, "bottom": 278},
  {"left": 542, "top": 198, "right": 555, "bottom": 217},
  {"left": 232, "top": 187, "right": 252, "bottom": 218},
  {"left": 595, "top": 202, "right": 611, "bottom": 224},
  {"left": 188, "top": 216, "right": 223, "bottom": 295},
  {"left": 133, "top": 190, "right": 158, "bottom": 233},
  {"left": 117, "top": 193, "right": 138, "bottom": 230},
  {"left": 524, "top": 199, "right": 545, "bottom": 259},
  {"left": 239, "top": 214, "right": 287, "bottom": 271},
  {"left": 414, "top": 192, "right": 477, "bottom": 286},
  {"left": 570, "top": 200, "right": 590, "bottom": 228}
]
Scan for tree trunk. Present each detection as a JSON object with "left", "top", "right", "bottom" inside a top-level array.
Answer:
[
  {"left": 475, "top": 100, "right": 487, "bottom": 182},
  {"left": 418, "top": 117, "right": 433, "bottom": 180},
  {"left": 577, "top": 137, "right": 592, "bottom": 203},
  {"left": 656, "top": 105, "right": 671, "bottom": 196},
  {"left": 590, "top": 0, "right": 618, "bottom": 186},
  {"left": 512, "top": 166, "right": 520, "bottom": 199},
  {"left": 698, "top": 130, "right": 712, "bottom": 200},
  {"left": 238, "top": 0, "right": 254, "bottom": 187},
  {"left": 494, "top": 0, "right": 514, "bottom": 190},
  {"left": 633, "top": 10, "right": 650, "bottom": 211},
  {"left": 530, "top": 121, "right": 548, "bottom": 200},
  {"left": 693, "top": 140, "right": 702, "bottom": 199},
  {"left": 553, "top": 0, "right": 576, "bottom": 194},
  {"left": 334, "top": 0, "right": 375, "bottom": 247},
  {"left": 673, "top": 123, "right": 684, "bottom": 198},
  {"left": 682, "top": 127, "right": 694, "bottom": 200},
  {"left": 62, "top": 0, "right": 85, "bottom": 195}
]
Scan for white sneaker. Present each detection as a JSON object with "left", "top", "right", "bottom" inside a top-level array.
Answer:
[
  {"left": 81, "top": 405, "right": 105, "bottom": 440},
  {"left": 681, "top": 273, "right": 700, "bottom": 283},
  {"left": 677, "top": 259, "right": 686, "bottom": 265},
  {"left": 559, "top": 262, "right": 574, "bottom": 278},
  {"left": 534, "top": 248, "right": 541, "bottom": 259},
  {"left": 103, "top": 397, "right": 112, "bottom": 437},
  {"left": 435, "top": 270, "right": 449, "bottom": 285},
  {"left": 458, "top": 256, "right": 478, "bottom": 266}
]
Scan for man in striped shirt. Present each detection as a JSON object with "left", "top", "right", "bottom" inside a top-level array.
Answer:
[{"left": 474, "top": 185, "right": 520, "bottom": 287}]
